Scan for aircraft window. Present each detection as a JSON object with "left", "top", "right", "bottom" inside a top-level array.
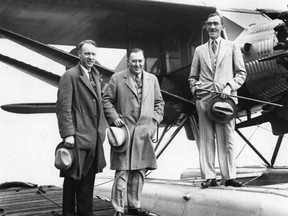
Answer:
[
  {"left": 187, "top": 23, "right": 203, "bottom": 61},
  {"left": 164, "top": 33, "right": 181, "bottom": 74},
  {"left": 146, "top": 57, "right": 161, "bottom": 75}
]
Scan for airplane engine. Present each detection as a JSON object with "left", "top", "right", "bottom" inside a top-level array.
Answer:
[{"left": 236, "top": 16, "right": 288, "bottom": 135}]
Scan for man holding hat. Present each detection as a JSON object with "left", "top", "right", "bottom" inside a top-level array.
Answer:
[
  {"left": 56, "top": 40, "right": 106, "bottom": 215},
  {"left": 102, "top": 48, "right": 164, "bottom": 216},
  {"left": 188, "top": 12, "right": 246, "bottom": 188}
]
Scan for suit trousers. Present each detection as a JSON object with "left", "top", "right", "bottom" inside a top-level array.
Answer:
[
  {"left": 62, "top": 172, "right": 96, "bottom": 216},
  {"left": 111, "top": 169, "right": 146, "bottom": 213},
  {"left": 196, "top": 95, "right": 236, "bottom": 180}
]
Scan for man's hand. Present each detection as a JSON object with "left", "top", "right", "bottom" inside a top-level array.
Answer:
[
  {"left": 113, "top": 118, "right": 125, "bottom": 127},
  {"left": 64, "top": 136, "right": 75, "bottom": 148},
  {"left": 220, "top": 85, "right": 232, "bottom": 99}
]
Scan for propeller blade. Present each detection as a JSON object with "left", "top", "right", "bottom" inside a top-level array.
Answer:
[{"left": 1, "top": 103, "right": 56, "bottom": 114}]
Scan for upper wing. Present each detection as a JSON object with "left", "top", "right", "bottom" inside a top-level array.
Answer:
[{"left": 0, "top": 0, "right": 215, "bottom": 47}]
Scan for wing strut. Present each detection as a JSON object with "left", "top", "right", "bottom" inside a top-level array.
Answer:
[
  {"left": 154, "top": 124, "right": 172, "bottom": 152},
  {"left": 188, "top": 114, "right": 200, "bottom": 150},
  {"left": 235, "top": 128, "right": 271, "bottom": 167},
  {"left": 0, "top": 53, "right": 60, "bottom": 87},
  {"left": 0, "top": 27, "right": 114, "bottom": 79},
  {"left": 271, "top": 135, "right": 284, "bottom": 167},
  {"left": 155, "top": 114, "right": 188, "bottom": 159},
  {"left": 1, "top": 103, "right": 56, "bottom": 114}
]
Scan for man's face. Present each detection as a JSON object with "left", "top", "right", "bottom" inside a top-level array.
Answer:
[
  {"left": 128, "top": 51, "right": 145, "bottom": 75},
  {"left": 205, "top": 15, "right": 223, "bottom": 40},
  {"left": 78, "top": 43, "right": 97, "bottom": 70}
]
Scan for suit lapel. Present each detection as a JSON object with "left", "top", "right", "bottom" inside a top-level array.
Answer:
[
  {"left": 216, "top": 39, "right": 228, "bottom": 69},
  {"left": 79, "top": 65, "right": 98, "bottom": 99},
  {"left": 203, "top": 42, "right": 213, "bottom": 72},
  {"left": 92, "top": 67, "right": 102, "bottom": 99},
  {"left": 124, "top": 70, "right": 138, "bottom": 97},
  {"left": 142, "top": 71, "right": 149, "bottom": 101}
]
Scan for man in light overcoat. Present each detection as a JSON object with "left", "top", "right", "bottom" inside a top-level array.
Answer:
[
  {"left": 188, "top": 13, "right": 246, "bottom": 188},
  {"left": 102, "top": 48, "right": 164, "bottom": 216},
  {"left": 56, "top": 40, "right": 106, "bottom": 216}
]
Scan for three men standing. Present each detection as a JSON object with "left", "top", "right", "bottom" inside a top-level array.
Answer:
[
  {"left": 55, "top": 12, "right": 245, "bottom": 214},
  {"left": 188, "top": 13, "right": 247, "bottom": 188},
  {"left": 102, "top": 48, "right": 165, "bottom": 216}
]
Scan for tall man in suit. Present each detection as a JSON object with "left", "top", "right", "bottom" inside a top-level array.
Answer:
[
  {"left": 188, "top": 13, "right": 246, "bottom": 188},
  {"left": 56, "top": 40, "right": 106, "bottom": 215},
  {"left": 102, "top": 48, "right": 164, "bottom": 216}
]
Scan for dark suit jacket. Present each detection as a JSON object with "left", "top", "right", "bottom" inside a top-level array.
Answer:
[{"left": 56, "top": 63, "right": 106, "bottom": 179}]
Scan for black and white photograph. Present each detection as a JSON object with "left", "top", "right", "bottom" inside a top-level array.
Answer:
[{"left": 0, "top": 0, "right": 288, "bottom": 215}]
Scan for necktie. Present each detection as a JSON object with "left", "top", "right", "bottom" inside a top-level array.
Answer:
[
  {"left": 135, "top": 75, "right": 143, "bottom": 102},
  {"left": 211, "top": 40, "right": 217, "bottom": 54},
  {"left": 88, "top": 71, "right": 97, "bottom": 93},
  {"left": 135, "top": 76, "right": 142, "bottom": 88}
]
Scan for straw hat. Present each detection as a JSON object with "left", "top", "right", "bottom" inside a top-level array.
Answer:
[
  {"left": 54, "top": 142, "right": 78, "bottom": 175},
  {"left": 107, "top": 125, "right": 130, "bottom": 153}
]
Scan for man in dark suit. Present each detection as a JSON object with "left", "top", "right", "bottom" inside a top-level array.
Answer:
[
  {"left": 56, "top": 40, "right": 106, "bottom": 216},
  {"left": 188, "top": 13, "right": 246, "bottom": 188}
]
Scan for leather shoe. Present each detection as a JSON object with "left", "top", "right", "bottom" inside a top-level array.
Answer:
[
  {"left": 128, "top": 208, "right": 150, "bottom": 216},
  {"left": 201, "top": 178, "right": 218, "bottom": 188},
  {"left": 113, "top": 212, "right": 123, "bottom": 216},
  {"left": 0, "top": 208, "right": 5, "bottom": 216},
  {"left": 225, "top": 179, "right": 243, "bottom": 187}
]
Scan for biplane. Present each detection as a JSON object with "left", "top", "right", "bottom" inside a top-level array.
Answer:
[{"left": 0, "top": 0, "right": 288, "bottom": 215}]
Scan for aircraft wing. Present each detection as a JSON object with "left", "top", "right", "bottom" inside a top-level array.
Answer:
[{"left": 0, "top": 0, "right": 215, "bottom": 47}]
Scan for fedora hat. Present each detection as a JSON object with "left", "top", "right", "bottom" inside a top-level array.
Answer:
[
  {"left": 54, "top": 142, "right": 78, "bottom": 175},
  {"left": 107, "top": 124, "right": 130, "bottom": 153},
  {"left": 206, "top": 95, "right": 236, "bottom": 123}
]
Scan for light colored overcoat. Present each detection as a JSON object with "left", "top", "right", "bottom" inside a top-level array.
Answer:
[
  {"left": 56, "top": 63, "right": 106, "bottom": 179},
  {"left": 102, "top": 69, "right": 164, "bottom": 170}
]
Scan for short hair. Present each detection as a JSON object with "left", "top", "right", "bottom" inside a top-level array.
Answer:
[
  {"left": 127, "top": 48, "right": 145, "bottom": 59},
  {"left": 207, "top": 12, "right": 224, "bottom": 25},
  {"left": 77, "top": 40, "right": 97, "bottom": 52}
]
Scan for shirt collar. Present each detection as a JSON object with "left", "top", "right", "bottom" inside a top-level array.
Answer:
[
  {"left": 129, "top": 71, "right": 142, "bottom": 80},
  {"left": 209, "top": 37, "right": 221, "bottom": 45},
  {"left": 80, "top": 64, "right": 90, "bottom": 78}
]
